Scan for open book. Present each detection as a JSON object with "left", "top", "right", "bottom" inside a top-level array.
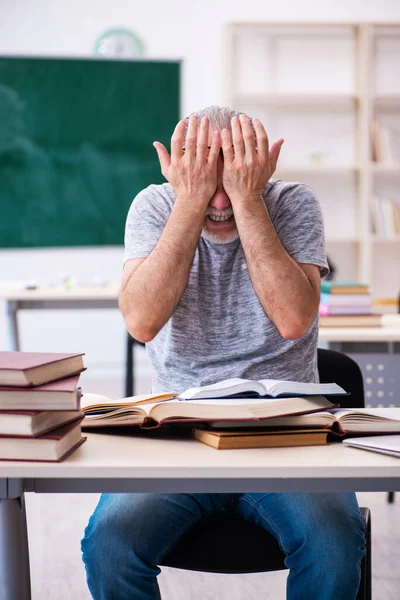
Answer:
[
  {"left": 207, "top": 407, "right": 400, "bottom": 436},
  {"left": 178, "top": 377, "right": 347, "bottom": 400},
  {"left": 80, "top": 392, "right": 337, "bottom": 430}
]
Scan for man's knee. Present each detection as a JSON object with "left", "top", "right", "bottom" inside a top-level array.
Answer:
[
  {"left": 305, "top": 501, "right": 366, "bottom": 574},
  {"left": 81, "top": 494, "right": 158, "bottom": 577}
]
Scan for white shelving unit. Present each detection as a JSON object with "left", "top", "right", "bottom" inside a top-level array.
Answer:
[{"left": 223, "top": 23, "right": 400, "bottom": 300}]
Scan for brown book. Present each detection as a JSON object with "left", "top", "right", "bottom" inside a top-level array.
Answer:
[
  {"left": 0, "top": 420, "right": 86, "bottom": 462},
  {"left": 0, "top": 351, "right": 85, "bottom": 386},
  {"left": 0, "top": 375, "right": 82, "bottom": 410},
  {"left": 0, "top": 410, "right": 83, "bottom": 437},
  {"left": 319, "top": 314, "right": 382, "bottom": 327},
  {"left": 193, "top": 427, "right": 329, "bottom": 449}
]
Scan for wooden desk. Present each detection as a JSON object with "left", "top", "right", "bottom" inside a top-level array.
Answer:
[{"left": 1, "top": 431, "right": 400, "bottom": 599}]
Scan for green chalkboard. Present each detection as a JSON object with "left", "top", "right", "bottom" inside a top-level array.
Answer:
[{"left": 0, "top": 56, "right": 180, "bottom": 247}]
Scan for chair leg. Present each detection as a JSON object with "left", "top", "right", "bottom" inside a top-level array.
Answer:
[
  {"left": 387, "top": 492, "right": 395, "bottom": 504},
  {"left": 125, "top": 334, "right": 134, "bottom": 397},
  {"left": 357, "top": 507, "right": 371, "bottom": 600}
]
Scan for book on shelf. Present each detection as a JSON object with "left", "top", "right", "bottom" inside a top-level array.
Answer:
[
  {"left": 178, "top": 377, "right": 346, "bottom": 400},
  {"left": 0, "top": 351, "right": 85, "bottom": 386},
  {"left": 319, "top": 305, "right": 371, "bottom": 316},
  {"left": 319, "top": 314, "right": 382, "bottom": 327},
  {"left": 206, "top": 407, "right": 400, "bottom": 436},
  {"left": 0, "top": 374, "right": 82, "bottom": 410},
  {"left": 320, "top": 293, "right": 372, "bottom": 307},
  {"left": 0, "top": 409, "right": 83, "bottom": 437},
  {"left": 371, "top": 119, "right": 400, "bottom": 165},
  {"left": 193, "top": 427, "right": 329, "bottom": 450},
  {"left": 371, "top": 196, "right": 400, "bottom": 238},
  {"left": 81, "top": 393, "right": 338, "bottom": 430},
  {"left": 0, "top": 420, "right": 86, "bottom": 462},
  {"left": 321, "top": 281, "right": 369, "bottom": 295},
  {"left": 343, "top": 434, "right": 400, "bottom": 458}
]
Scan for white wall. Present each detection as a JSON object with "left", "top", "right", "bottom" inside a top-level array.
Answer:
[{"left": 1, "top": 0, "right": 400, "bottom": 388}]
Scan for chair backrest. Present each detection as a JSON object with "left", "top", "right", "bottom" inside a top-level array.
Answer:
[{"left": 317, "top": 347, "right": 365, "bottom": 409}]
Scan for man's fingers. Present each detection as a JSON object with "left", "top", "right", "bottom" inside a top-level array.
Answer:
[
  {"left": 170, "top": 120, "right": 186, "bottom": 161},
  {"left": 231, "top": 116, "right": 245, "bottom": 161},
  {"left": 184, "top": 115, "right": 198, "bottom": 158},
  {"left": 153, "top": 142, "right": 171, "bottom": 178},
  {"left": 221, "top": 128, "right": 234, "bottom": 163},
  {"left": 253, "top": 118, "right": 269, "bottom": 163},
  {"left": 196, "top": 117, "right": 210, "bottom": 162},
  {"left": 270, "top": 139, "right": 284, "bottom": 172},
  {"left": 207, "top": 129, "right": 221, "bottom": 165},
  {"left": 240, "top": 114, "right": 257, "bottom": 161}
]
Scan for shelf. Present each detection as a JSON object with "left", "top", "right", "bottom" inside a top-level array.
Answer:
[
  {"left": 276, "top": 166, "right": 359, "bottom": 175},
  {"left": 371, "top": 163, "right": 400, "bottom": 173},
  {"left": 226, "top": 22, "right": 400, "bottom": 300},
  {"left": 370, "top": 236, "right": 400, "bottom": 243},
  {"left": 374, "top": 95, "right": 400, "bottom": 106},
  {"left": 235, "top": 93, "right": 358, "bottom": 107},
  {"left": 326, "top": 238, "right": 360, "bottom": 244}
]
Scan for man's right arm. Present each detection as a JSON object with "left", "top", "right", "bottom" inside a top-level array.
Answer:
[
  {"left": 119, "top": 195, "right": 206, "bottom": 342},
  {"left": 119, "top": 115, "right": 221, "bottom": 342}
]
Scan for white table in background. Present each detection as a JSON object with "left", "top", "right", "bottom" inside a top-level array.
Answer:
[
  {"left": 0, "top": 284, "right": 120, "bottom": 351},
  {"left": 319, "top": 314, "right": 400, "bottom": 407}
]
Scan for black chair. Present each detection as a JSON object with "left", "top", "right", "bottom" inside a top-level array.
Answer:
[{"left": 158, "top": 348, "right": 372, "bottom": 600}]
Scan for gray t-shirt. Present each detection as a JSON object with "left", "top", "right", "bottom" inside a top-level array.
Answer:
[{"left": 124, "top": 180, "right": 328, "bottom": 393}]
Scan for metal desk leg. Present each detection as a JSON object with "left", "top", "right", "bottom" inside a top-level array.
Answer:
[
  {"left": 0, "top": 479, "right": 31, "bottom": 600},
  {"left": 6, "top": 301, "right": 20, "bottom": 351}
]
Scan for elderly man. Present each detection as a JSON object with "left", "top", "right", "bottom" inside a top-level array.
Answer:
[{"left": 81, "top": 106, "right": 366, "bottom": 600}]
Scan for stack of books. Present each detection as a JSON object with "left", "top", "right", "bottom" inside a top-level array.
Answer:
[
  {"left": 319, "top": 281, "right": 381, "bottom": 327},
  {"left": 0, "top": 351, "right": 87, "bottom": 461},
  {"left": 79, "top": 377, "right": 400, "bottom": 450},
  {"left": 80, "top": 377, "right": 347, "bottom": 450}
]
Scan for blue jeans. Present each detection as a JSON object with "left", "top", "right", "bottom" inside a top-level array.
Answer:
[{"left": 81, "top": 492, "right": 366, "bottom": 600}]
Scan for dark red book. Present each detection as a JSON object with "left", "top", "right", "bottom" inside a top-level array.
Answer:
[
  {"left": 0, "top": 375, "right": 82, "bottom": 410},
  {"left": 0, "top": 351, "right": 85, "bottom": 386},
  {"left": 0, "top": 420, "right": 86, "bottom": 462}
]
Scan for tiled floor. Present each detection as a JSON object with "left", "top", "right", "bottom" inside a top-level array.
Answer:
[{"left": 25, "top": 364, "right": 400, "bottom": 599}]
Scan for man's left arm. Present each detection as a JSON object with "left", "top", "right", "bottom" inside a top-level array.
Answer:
[
  {"left": 222, "top": 115, "right": 324, "bottom": 340},
  {"left": 232, "top": 196, "right": 321, "bottom": 340}
]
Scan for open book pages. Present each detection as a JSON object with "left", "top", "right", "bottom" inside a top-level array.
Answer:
[
  {"left": 178, "top": 377, "right": 346, "bottom": 400},
  {"left": 81, "top": 392, "right": 177, "bottom": 413},
  {"left": 81, "top": 394, "right": 336, "bottom": 430},
  {"left": 208, "top": 407, "right": 400, "bottom": 435}
]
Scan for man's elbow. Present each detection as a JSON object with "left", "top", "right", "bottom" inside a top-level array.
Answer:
[
  {"left": 119, "top": 295, "right": 158, "bottom": 343},
  {"left": 278, "top": 314, "right": 315, "bottom": 341},
  {"left": 124, "top": 316, "right": 158, "bottom": 343}
]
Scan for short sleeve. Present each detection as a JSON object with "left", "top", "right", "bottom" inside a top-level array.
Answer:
[
  {"left": 272, "top": 183, "right": 329, "bottom": 277},
  {"left": 123, "top": 184, "right": 172, "bottom": 264}
]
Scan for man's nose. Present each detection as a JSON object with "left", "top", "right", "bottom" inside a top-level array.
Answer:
[{"left": 209, "top": 187, "right": 231, "bottom": 210}]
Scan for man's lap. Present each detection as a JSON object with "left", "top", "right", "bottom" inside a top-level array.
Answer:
[{"left": 86, "top": 491, "right": 363, "bottom": 563}]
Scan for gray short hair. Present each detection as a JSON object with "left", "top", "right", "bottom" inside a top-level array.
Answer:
[{"left": 184, "top": 105, "right": 255, "bottom": 136}]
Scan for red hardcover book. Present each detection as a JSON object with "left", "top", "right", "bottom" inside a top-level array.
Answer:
[
  {"left": 0, "top": 375, "right": 82, "bottom": 410},
  {"left": 0, "top": 351, "right": 85, "bottom": 387},
  {"left": 0, "top": 420, "right": 86, "bottom": 462}
]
